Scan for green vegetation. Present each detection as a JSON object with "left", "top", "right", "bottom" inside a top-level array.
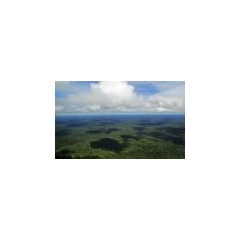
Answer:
[{"left": 55, "top": 114, "right": 185, "bottom": 159}]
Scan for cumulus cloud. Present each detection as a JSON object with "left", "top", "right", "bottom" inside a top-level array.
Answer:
[{"left": 55, "top": 81, "right": 185, "bottom": 114}]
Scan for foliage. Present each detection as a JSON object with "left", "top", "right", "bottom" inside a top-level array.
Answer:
[{"left": 55, "top": 114, "right": 185, "bottom": 159}]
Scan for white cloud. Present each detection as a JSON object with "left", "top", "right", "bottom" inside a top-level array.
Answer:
[{"left": 55, "top": 81, "right": 185, "bottom": 113}]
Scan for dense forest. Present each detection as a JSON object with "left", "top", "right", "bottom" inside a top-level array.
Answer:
[{"left": 55, "top": 114, "right": 185, "bottom": 159}]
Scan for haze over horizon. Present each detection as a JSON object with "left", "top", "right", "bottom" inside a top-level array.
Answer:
[{"left": 55, "top": 81, "right": 185, "bottom": 114}]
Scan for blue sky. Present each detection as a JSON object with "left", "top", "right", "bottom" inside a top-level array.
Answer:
[
  {"left": 55, "top": 81, "right": 160, "bottom": 97},
  {"left": 128, "top": 82, "right": 160, "bottom": 95},
  {"left": 55, "top": 81, "right": 185, "bottom": 114}
]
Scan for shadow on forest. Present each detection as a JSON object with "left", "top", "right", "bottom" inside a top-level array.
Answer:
[
  {"left": 90, "top": 138, "right": 124, "bottom": 151},
  {"left": 148, "top": 130, "right": 185, "bottom": 146},
  {"left": 55, "top": 149, "right": 72, "bottom": 159},
  {"left": 160, "top": 127, "right": 185, "bottom": 135},
  {"left": 55, "top": 129, "right": 70, "bottom": 137},
  {"left": 86, "top": 128, "right": 119, "bottom": 134},
  {"left": 86, "top": 130, "right": 103, "bottom": 134}
]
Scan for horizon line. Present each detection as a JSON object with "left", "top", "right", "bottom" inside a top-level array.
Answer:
[{"left": 55, "top": 112, "right": 185, "bottom": 115}]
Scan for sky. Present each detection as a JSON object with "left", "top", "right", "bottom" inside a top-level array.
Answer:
[{"left": 55, "top": 81, "right": 185, "bottom": 114}]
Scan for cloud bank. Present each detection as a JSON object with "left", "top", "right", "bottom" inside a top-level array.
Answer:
[{"left": 55, "top": 81, "right": 185, "bottom": 114}]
